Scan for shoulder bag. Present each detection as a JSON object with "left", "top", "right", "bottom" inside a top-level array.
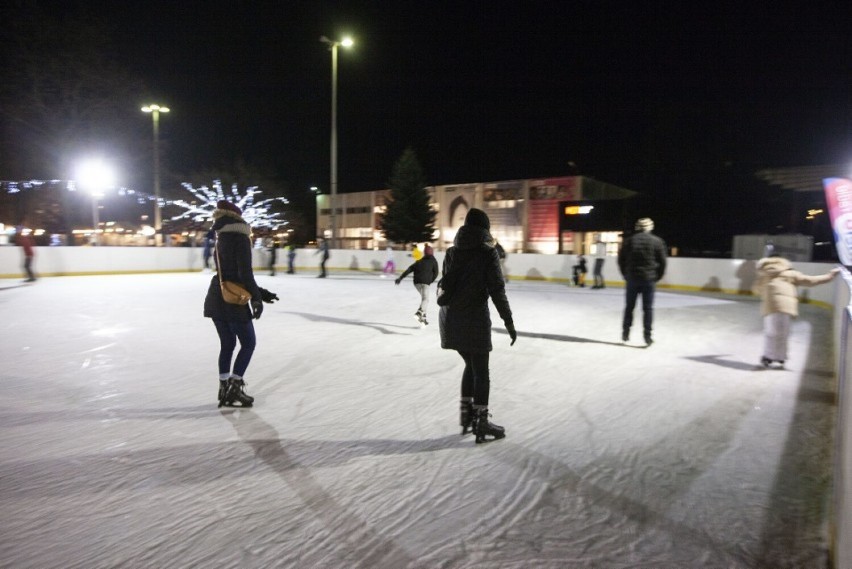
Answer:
[{"left": 215, "top": 241, "right": 251, "bottom": 305}]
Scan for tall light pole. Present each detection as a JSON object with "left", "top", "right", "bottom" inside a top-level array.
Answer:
[
  {"left": 141, "top": 104, "right": 170, "bottom": 246},
  {"left": 319, "top": 35, "right": 353, "bottom": 249}
]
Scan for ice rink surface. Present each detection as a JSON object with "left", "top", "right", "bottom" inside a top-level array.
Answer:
[{"left": 0, "top": 270, "right": 837, "bottom": 568}]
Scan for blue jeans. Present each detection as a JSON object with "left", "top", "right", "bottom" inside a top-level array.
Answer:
[
  {"left": 623, "top": 279, "right": 655, "bottom": 339},
  {"left": 213, "top": 319, "right": 257, "bottom": 377}
]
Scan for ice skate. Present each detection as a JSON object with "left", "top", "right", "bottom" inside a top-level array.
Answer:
[
  {"left": 473, "top": 408, "right": 505, "bottom": 444},
  {"left": 761, "top": 356, "right": 772, "bottom": 368},
  {"left": 222, "top": 378, "right": 254, "bottom": 407},
  {"left": 217, "top": 380, "right": 229, "bottom": 407}
]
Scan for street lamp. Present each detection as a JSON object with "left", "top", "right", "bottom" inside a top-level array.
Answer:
[
  {"left": 319, "top": 35, "right": 353, "bottom": 249},
  {"left": 141, "top": 103, "right": 170, "bottom": 246},
  {"left": 76, "top": 159, "right": 115, "bottom": 246}
]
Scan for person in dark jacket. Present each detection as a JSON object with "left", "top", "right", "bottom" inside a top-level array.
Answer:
[
  {"left": 618, "top": 217, "right": 667, "bottom": 346},
  {"left": 266, "top": 238, "right": 277, "bottom": 276},
  {"left": 395, "top": 244, "right": 440, "bottom": 325},
  {"left": 315, "top": 238, "right": 330, "bottom": 277},
  {"left": 16, "top": 220, "right": 37, "bottom": 282},
  {"left": 202, "top": 229, "right": 215, "bottom": 269},
  {"left": 203, "top": 200, "right": 278, "bottom": 407},
  {"left": 439, "top": 208, "right": 516, "bottom": 444}
]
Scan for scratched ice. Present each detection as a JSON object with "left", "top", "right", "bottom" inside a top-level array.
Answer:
[{"left": 0, "top": 272, "right": 836, "bottom": 568}]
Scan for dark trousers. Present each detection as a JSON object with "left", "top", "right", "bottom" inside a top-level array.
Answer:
[
  {"left": 458, "top": 351, "right": 490, "bottom": 406},
  {"left": 213, "top": 319, "right": 257, "bottom": 377},
  {"left": 268, "top": 251, "right": 276, "bottom": 276},
  {"left": 24, "top": 255, "right": 35, "bottom": 281},
  {"left": 623, "top": 279, "right": 655, "bottom": 338},
  {"left": 593, "top": 258, "right": 604, "bottom": 287}
]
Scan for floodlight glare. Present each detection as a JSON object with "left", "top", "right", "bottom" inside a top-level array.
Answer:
[{"left": 76, "top": 159, "right": 115, "bottom": 195}]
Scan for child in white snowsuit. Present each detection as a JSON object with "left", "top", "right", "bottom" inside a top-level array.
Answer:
[{"left": 752, "top": 256, "right": 839, "bottom": 367}]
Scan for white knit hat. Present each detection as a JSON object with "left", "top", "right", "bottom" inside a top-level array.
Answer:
[{"left": 635, "top": 217, "right": 654, "bottom": 231}]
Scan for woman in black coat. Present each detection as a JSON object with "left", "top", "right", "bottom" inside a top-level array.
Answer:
[
  {"left": 439, "top": 208, "right": 516, "bottom": 443},
  {"left": 203, "top": 200, "right": 277, "bottom": 407}
]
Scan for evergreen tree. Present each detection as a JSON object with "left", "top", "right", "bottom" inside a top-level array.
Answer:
[{"left": 380, "top": 148, "right": 436, "bottom": 245}]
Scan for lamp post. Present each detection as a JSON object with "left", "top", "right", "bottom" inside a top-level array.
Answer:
[
  {"left": 76, "top": 159, "right": 115, "bottom": 246},
  {"left": 319, "top": 35, "right": 353, "bottom": 249},
  {"left": 141, "top": 104, "right": 170, "bottom": 246}
]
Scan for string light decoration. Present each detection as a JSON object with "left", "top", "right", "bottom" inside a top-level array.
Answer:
[
  {"left": 1, "top": 179, "right": 147, "bottom": 203},
  {"left": 170, "top": 180, "right": 289, "bottom": 230},
  {"left": 2, "top": 179, "right": 289, "bottom": 229}
]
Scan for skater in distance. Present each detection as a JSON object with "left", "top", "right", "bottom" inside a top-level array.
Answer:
[
  {"left": 618, "top": 217, "right": 667, "bottom": 346},
  {"left": 396, "top": 244, "right": 439, "bottom": 325}
]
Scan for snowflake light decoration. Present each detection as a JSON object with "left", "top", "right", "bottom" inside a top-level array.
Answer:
[{"left": 170, "top": 180, "right": 289, "bottom": 230}]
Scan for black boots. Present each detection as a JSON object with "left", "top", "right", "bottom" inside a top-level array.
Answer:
[
  {"left": 460, "top": 397, "right": 474, "bottom": 435},
  {"left": 218, "top": 377, "right": 254, "bottom": 408},
  {"left": 472, "top": 407, "right": 505, "bottom": 444}
]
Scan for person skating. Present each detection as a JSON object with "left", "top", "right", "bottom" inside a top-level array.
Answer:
[
  {"left": 286, "top": 243, "right": 296, "bottom": 274},
  {"left": 16, "top": 220, "right": 37, "bottom": 282},
  {"left": 266, "top": 238, "right": 277, "bottom": 276},
  {"left": 572, "top": 254, "right": 587, "bottom": 287},
  {"left": 438, "top": 208, "right": 516, "bottom": 444},
  {"left": 753, "top": 256, "right": 839, "bottom": 368},
  {"left": 202, "top": 229, "right": 215, "bottom": 270},
  {"left": 592, "top": 239, "right": 606, "bottom": 288},
  {"left": 395, "top": 244, "right": 439, "bottom": 325},
  {"left": 203, "top": 200, "right": 279, "bottom": 407},
  {"left": 618, "top": 217, "right": 667, "bottom": 346},
  {"left": 316, "top": 238, "right": 330, "bottom": 277}
]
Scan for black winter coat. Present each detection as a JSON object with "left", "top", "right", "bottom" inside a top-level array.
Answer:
[
  {"left": 398, "top": 254, "right": 439, "bottom": 285},
  {"left": 439, "top": 225, "right": 513, "bottom": 353},
  {"left": 203, "top": 214, "right": 261, "bottom": 322},
  {"left": 618, "top": 231, "right": 667, "bottom": 282}
]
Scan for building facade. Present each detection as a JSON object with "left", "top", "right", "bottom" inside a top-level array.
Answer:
[{"left": 316, "top": 175, "right": 636, "bottom": 254}]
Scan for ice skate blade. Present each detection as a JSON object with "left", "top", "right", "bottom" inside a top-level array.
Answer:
[
  {"left": 475, "top": 433, "right": 506, "bottom": 444},
  {"left": 221, "top": 400, "right": 253, "bottom": 408}
]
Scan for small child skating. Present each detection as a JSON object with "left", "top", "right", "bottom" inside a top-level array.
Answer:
[
  {"left": 753, "top": 256, "right": 839, "bottom": 368},
  {"left": 395, "top": 244, "right": 439, "bottom": 325}
]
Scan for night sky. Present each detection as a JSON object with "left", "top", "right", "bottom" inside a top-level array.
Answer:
[{"left": 5, "top": 1, "right": 852, "bottom": 250}]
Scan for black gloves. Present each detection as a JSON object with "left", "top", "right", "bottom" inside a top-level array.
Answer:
[
  {"left": 251, "top": 299, "right": 264, "bottom": 320},
  {"left": 259, "top": 287, "right": 279, "bottom": 303},
  {"left": 394, "top": 278, "right": 401, "bottom": 285},
  {"left": 507, "top": 323, "right": 517, "bottom": 346}
]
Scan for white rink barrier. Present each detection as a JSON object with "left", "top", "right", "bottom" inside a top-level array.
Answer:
[{"left": 0, "top": 246, "right": 840, "bottom": 308}]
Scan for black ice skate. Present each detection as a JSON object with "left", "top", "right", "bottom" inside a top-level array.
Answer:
[
  {"left": 221, "top": 378, "right": 254, "bottom": 407},
  {"left": 473, "top": 408, "right": 506, "bottom": 444},
  {"left": 217, "top": 381, "right": 229, "bottom": 407}
]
